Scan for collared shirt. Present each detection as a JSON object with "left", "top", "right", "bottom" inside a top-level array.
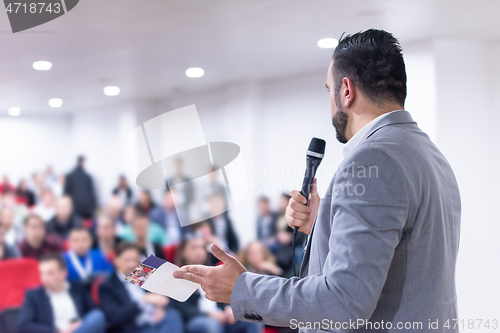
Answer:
[
  {"left": 45, "top": 282, "right": 79, "bottom": 331},
  {"left": 342, "top": 110, "right": 403, "bottom": 158}
]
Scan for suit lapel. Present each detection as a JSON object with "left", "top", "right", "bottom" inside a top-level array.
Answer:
[
  {"left": 69, "top": 284, "right": 84, "bottom": 317},
  {"left": 40, "top": 289, "right": 55, "bottom": 327}
]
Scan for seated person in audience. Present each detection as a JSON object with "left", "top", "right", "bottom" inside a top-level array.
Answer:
[
  {"left": 255, "top": 196, "right": 279, "bottom": 248},
  {"left": 16, "top": 178, "right": 36, "bottom": 207},
  {"left": 33, "top": 188, "right": 57, "bottom": 222},
  {"left": 171, "top": 236, "right": 262, "bottom": 333},
  {"left": 0, "top": 206, "right": 22, "bottom": 246},
  {"left": 1, "top": 189, "right": 29, "bottom": 230},
  {"left": 0, "top": 223, "right": 20, "bottom": 260},
  {"left": 135, "top": 189, "right": 157, "bottom": 215},
  {"left": 98, "top": 242, "right": 183, "bottom": 333},
  {"left": 103, "top": 195, "right": 125, "bottom": 231},
  {"left": 92, "top": 214, "right": 121, "bottom": 261},
  {"left": 112, "top": 175, "right": 133, "bottom": 206},
  {"left": 206, "top": 191, "right": 239, "bottom": 253},
  {"left": 47, "top": 196, "right": 83, "bottom": 240},
  {"left": 239, "top": 240, "right": 282, "bottom": 276},
  {"left": 189, "top": 221, "right": 224, "bottom": 265},
  {"left": 17, "top": 253, "right": 105, "bottom": 333},
  {"left": 0, "top": 174, "right": 15, "bottom": 193},
  {"left": 119, "top": 210, "right": 166, "bottom": 259},
  {"left": 149, "top": 190, "right": 184, "bottom": 245},
  {"left": 20, "top": 214, "right": 64, "bottom": 260},
  {"left": 64, "top": 227, "right": 113, "bottom": 283}
]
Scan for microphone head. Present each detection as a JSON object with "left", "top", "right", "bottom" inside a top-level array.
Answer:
[{"left": 307, "top": 137, "right": 326, "bottom": 158}]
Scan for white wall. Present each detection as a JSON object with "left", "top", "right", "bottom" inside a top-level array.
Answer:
[{"left": 0, "top": 115, "right": 72, "bottom": 183}]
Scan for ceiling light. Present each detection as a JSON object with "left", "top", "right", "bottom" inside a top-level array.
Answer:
[
  {"left": 104, "top": 86, "right": 120, "bottom": 96},
  {"left": 185, "top": 67, "right": 204, "bottom": 78},
  {"left": 48, "top": 98, "right": 63, "bottom": 108},
  {"left": 317, "top": 38, "right": 339, "bottom": 49},
  {"left": 8, "top": 107, "right": 21, "bottom": 116},
  {"left": 32, "top": 61, "right": 52, "bottom": 70}
]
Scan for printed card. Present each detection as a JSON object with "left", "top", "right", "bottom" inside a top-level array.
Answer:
[{"left": 126, "top": 254, "right": 200, "bottom": 302}]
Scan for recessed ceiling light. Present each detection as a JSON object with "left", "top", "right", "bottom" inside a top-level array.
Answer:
[
  {"left": 33, "top": 61, "right": 52, "bottom": 70},
  {"left": 185, "top": 67, "right": 204, "bottom": 78},
  {"left": 104, "top": 86, "right": 120, "bottom": 96},
  {"left": 317, "top": 38, "right": 339, "bottom": 49},
  {"left": 8, "top": 107, "right": 21, "bottom": 116},
  {"left": 48, "top": 98, "right": 63, "bottom": 108}
]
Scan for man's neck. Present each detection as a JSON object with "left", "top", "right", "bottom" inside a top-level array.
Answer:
[
  {"left": 45, "top": 283, "right": 66, "bottom": 294},
  {"left": 136, "top": 237, "right": 147, "bottom": 248},
  {"left": 347, "top": 105, "right": 403, "bottom": 140},
  {"left": 74, "top": 251, "right": 89, "bottom": 258}
]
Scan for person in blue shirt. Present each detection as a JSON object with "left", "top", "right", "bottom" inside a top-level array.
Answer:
[{"left": 63, "top": 226, "right": 113, "bottom": 283}]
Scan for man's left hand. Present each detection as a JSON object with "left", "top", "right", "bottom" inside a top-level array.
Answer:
[{"left": 173, "top": 243, "right": 247, "bottom": 303}]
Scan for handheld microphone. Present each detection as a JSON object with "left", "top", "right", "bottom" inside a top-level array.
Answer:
[{"left": 292, "top": 137, "right": 326, "bottom": 275}]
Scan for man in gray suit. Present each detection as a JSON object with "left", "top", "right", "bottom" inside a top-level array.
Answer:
[{"left": 174, "top": 29, "right": 461, "bottom": 332}]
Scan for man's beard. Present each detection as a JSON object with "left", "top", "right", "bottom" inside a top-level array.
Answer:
[{"left": 331, "top": 90, "right": 348, "bottom": 144}]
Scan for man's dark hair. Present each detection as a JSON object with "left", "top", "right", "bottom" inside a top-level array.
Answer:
[
  {"left": 332, "top": 29, "right": 407, "bottom": 106},
  {"left": 40, "top": 253, "right": 67, "bottom": 270},
  {"left": 115, "top": 242, "right": 141, "bottom": 258},
  {"left": 69, "top": 226, "right": 91, "bottom": 236}
]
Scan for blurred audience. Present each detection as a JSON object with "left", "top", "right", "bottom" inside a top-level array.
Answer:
[
  {"left": 64, "top": 156, "right": 97, "bottom": 219},
  {"left": 135, "top": 189, "right": 157, "bottom": 216},
  {"left": 171, "top": 236, "right": 262, "bottom": 333},
  {"left": 255, "top": 196, "right": 279, "bottom": 248},
  {"left": 1, "top": 190, "right": 29, "bottom": 234},
  {"left": 2, "top": 159, "right": 304, "bottom": 333},
  {"left": 0, "top": 206, "right": 22, "bottom": 246},
  {"left": 17, "top": 253, "right": 106, "bottom": 333},
  {"left": 120, "top": 211, "right": 166, "bottom": 260},
  {"left": 33, "top": 188, "right": 57, "bottom": 222},
  {"left": 112, "top": 175, "right": 133, "bottom": 206},
  {"left": 64, "top": 227, "right": 113, "bottom": 283},
  {"left": 0, "top": 174, "right": 15, "bottom": 193},
  {"left": 239, "top": 240, "right": 282, "bottom": 276},
  {"left": 20, "top": 214, "right": 64, "bottom": 260},
  {"left": 166, "top": 159, "right": 194, "bottom": 222},
  {"left": 206, "top": 191, "right": 239, "bottom": 253},
  {"left": 149, "top": 190, "right": 184, "bottom": 245},
  {"left": 92, "top": 214, "right": 121, "bottom": 260},
  {"left": 16, "top": 178, "right": 36, "bottom": 207},
  {"left": 0, "top": 223, "right": 20, "bottom": 260},
  {"left": 99, "top": 242, "right": 183, "bottom": 333},
  {"left": 47, "top": 196, "right": 83, "bottom": 239}
]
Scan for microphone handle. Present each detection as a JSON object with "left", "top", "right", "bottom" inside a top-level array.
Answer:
[{"left": 293, "top": 161, "right": 316, "bottom": 235}]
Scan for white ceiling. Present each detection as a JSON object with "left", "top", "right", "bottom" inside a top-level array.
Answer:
[{"left": 0, "top": 0, "right": 499, "bottom": 116}]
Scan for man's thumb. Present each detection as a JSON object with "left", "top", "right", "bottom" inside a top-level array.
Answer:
[{"left": 211, "top": 243, "right": 232, "bottom": 264}]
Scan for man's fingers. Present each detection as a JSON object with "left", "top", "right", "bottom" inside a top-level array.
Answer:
[
  {"left": 182, "top": 264, "right": 211, "bottom": 277},
  {"left": 289, "top": 199, "right": 311, "bottom": 213},
  {"left": 172, "top": 269, "right": 206, "bottom": 285},
  {"left": 210, "top": 243, "right": 232, "bottom": 264},
  {"left": 290, "top": 190, "right": 307, "bottom": 205}
]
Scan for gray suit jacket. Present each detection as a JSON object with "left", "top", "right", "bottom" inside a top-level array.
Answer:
[{"left": 231, "top": 110, "right": 461, "bottom": 332}]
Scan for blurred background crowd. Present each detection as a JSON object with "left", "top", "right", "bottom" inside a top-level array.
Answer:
[{"left": 0, "top": 156, "right": 304, "bottom": 333}]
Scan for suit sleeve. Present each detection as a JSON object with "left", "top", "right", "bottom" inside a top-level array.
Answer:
[
  {"left": 17, "top": 291, "right": 56, "bottom": 333},
  {"left": 230, "top": 147, "right": 410, "bottom": 326}
]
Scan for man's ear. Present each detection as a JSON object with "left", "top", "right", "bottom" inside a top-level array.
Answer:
[{"left": 342, "top": 77, "right": 356, "bottom": 108}]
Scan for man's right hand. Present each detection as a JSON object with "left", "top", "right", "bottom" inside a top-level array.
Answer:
[{"left": 285, "top": 178, "right": 320, "bottom": 235}]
